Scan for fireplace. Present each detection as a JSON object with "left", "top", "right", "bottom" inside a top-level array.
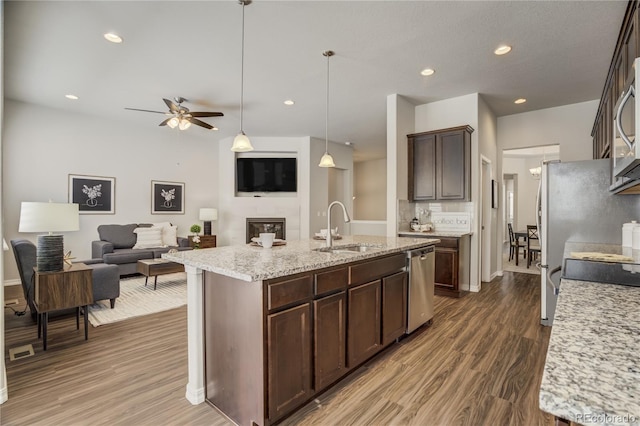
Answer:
[{"left": 246, "top": 218, "right": 286, "bottom": 243}]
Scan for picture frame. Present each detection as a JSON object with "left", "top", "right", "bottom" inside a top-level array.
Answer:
[
  {"left": 68, "top": 174, "right": 115, "bottom": 214},
  {"left": 151, "top": 180, "right": 185, "bottom": 214},
  {"left": 491, "top": 179, "right": 499, "bottom": 209}
]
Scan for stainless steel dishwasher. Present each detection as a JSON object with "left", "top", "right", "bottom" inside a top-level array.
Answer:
[{"left": 406, "top": 245, "right": 435, "bottom": 333}]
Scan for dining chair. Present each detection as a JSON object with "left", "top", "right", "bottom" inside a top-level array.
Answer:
[
  {"left": 527, "top": 225, "right": 541, "bottom": 268},
  {"left": 507, "top": 223, "right": 526, "bottom": 266}
]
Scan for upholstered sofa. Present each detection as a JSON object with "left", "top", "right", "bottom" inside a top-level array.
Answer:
[{"left": 91, "top": 223, "right": 191, "bottom": 276}]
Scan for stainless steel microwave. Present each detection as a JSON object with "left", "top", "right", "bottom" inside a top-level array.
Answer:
[{"left": 613, "top": 57, "right": 640, "bottom": 187}]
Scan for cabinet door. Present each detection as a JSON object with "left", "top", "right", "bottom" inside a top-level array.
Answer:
[
  {"left": 314, "top": 291, "right": 346, "bottom": 391},
  {"left": 347, "top": 280, "right": 382, "bottom": 368},
  {"left": 435, "top": 247, "right": 459, "bottom": 290},
  {"left": 267, "top": 303, "right": 312, "bottom": 421},
  {"left": 409, "top": 134, "right": 436, "bottom": 201},
  {"left": 437, "top": 130, "right": 466, "bottom": 200},
  {"left": 382, "top": 271, "right": 407, "bottom": 346}
]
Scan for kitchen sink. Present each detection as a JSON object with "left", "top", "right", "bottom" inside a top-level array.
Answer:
[{"left": 314, "top": 243, "right": 384, "bottom": 254}]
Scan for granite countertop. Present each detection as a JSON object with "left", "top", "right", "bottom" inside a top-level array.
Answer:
[
  {"left": 162, "top": 235, "right": 439, "bottom": 282},
  {"left": 539, "top": 279, "right": 640, "bottom": 425},
  {"left": 398, "top": 230, "right": 473, "bottom": 238}
]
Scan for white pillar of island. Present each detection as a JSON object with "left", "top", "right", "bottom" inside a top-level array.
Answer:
[{"left": 185, "top": 265, "right": 205, "bottom": 405}]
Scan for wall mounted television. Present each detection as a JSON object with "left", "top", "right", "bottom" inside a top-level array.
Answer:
[{"left": 236, "top": 157, "right": 297, "bottom": 192}]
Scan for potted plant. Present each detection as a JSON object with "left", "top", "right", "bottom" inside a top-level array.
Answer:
[{"left": 190, "top": 224, "right": 201, "bottom": 249}]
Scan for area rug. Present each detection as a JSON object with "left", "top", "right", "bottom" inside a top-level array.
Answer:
[{"left": 88, "top": 272, "right": 186, "bottom": 327}]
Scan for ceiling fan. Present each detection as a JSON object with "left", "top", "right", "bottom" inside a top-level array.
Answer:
[{"left": 125, "top": 97, "right": 224, "bottom": 130}]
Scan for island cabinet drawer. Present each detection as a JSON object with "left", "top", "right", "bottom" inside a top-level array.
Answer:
[
  {"left": 314, "top": 267, "right": 348, "bottom": 296},
  {"left": 267, "top": 274, "right": 313, "bottom": 311},
  {"left": 349, "top": 253, "right": 406, "bottom": 286},
  {"left": 436, "top": 237, "right": 459, "bottom": 249}
]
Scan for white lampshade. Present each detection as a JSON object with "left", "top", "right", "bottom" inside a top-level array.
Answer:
[
  {"left": 167, "top": 117, "right": 179, "bottom": 129},
  {"left": 231, "top": 132, "right": 254, "bottom": 152},
  {"left": 19, "top": 202, "right": 79, "bottom": 233},
  {"left": 319, "top": 152, "right": 336, "bottom": 168},
  {"left": 179, "top": 118, "right": 192, "bottom": 130},
  {"left": 199, "top": 208, "right": 218, "bottom": 221}
]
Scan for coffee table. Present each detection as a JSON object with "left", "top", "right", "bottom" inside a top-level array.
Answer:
[{"left": 136, "top": 259, "right": 185, "bottom": 290}]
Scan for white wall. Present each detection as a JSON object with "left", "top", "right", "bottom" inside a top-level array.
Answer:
[
  {"left": 3, "top": 100, "right": 219, "bottom": 282},
  {"left": 478, "top": 96, "right": 499, "bottom": 279},
  {"left": 1, "top": 1, "right": 8, "bottom": 404},
  {"left": 498, "top": 100, "right": 598, "bottom": 162},
  {"left": 386, "top": 94, "right": 414, "bottom": 237},
  {"left": 354, "top": 158, "right": 386, "bottom": 220}
]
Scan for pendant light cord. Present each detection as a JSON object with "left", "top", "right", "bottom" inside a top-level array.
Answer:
[
  {"left": 325, "top": 52, "right": 329, "bottom": 153},
  {"left": 240, "top": 0, "right": 246, "bottom": 133}
]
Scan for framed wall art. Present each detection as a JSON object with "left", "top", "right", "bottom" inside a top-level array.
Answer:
[
  {"left": 151, "top": 180, "right": 185, "bottom": 214},
  {"left": 68, "top": 174, "right": 115, "bottom": 214}
]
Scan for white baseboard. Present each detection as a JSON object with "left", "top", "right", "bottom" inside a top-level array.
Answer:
[
  {"left": 3, "top": 279, "right": 21, "bottom": 287},
  {"left": 495, "top": 270, "right": 504, "bottom": 277},
  {"left": 490, "top": 271, "right": 501, "bottom": 281}
]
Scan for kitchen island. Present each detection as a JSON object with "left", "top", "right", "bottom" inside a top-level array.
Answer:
[
  {"left": 163, "top": 235, "right": 438, "bottom": 425},
  {"left": 539, "top": 278, "right": 640, "bottom": 425}
]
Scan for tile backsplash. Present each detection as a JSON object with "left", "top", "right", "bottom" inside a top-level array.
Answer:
[{"left": 397, "top": 199, "right": 474, "bottom": 232}]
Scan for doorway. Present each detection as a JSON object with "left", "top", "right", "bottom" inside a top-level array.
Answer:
[{"left": 481, "top": 156, "right": 492, "bottom": 283}]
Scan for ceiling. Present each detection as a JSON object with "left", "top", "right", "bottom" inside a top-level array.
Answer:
[{"left": 3, "top": 1, "right": 627, "bottom": 162}]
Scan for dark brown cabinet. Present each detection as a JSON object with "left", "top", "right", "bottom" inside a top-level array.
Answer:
[
  {"left": 381, "top": 271, "right": 408, "bottom": 346},
  {"left": 408, "top": 125, "right": 473, "bottom": 201},
  {"left": 592, "top": 1, "right": 639, "bottom": 159},
  {"left": 205, "top": 251, "right": 418, "bottom": 426},
  {"left": 347, "top": 280, "right": 382, "bottom": 368},
  {"left": 267, "top": 303, "right": 313, "bottom": 421},
  {"left": 313, "top": 291, "right": 346, "bottom": 391},
  {"left": 433, "top": 236, "right": 471, "bottom": 298}
]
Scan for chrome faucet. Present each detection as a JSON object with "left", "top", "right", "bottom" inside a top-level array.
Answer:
[{"left": 326, "top": 201, "right": 351, "bottom": 247}]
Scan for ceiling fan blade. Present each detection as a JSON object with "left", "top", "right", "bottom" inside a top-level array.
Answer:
[
  {"left": 159, "top": 118, "right": 171, "bottom": 126},
  {"left": 187, "top": 117, "right": 214, "bottom": 130},
  {"left": 189, "top": 111, "right": 224, "bottom": 117},
  {"left": 163, "top": 98, "right": 180, "bottom": 113},
  {"left": 125, "top": 107, "right": 169, "bottom": 114}
]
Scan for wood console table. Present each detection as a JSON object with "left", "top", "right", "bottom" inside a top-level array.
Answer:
[{"left": 34, "top": 263, "right": 93, "bottom": 350}]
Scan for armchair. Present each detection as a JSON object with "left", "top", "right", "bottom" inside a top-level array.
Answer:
[{"left": 10, "top": 239, "right": 120, "bottom": 321}]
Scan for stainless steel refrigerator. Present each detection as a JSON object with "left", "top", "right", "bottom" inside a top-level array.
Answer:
[{"left": 538, "top": 158, "right": 640, "bottom": 326}]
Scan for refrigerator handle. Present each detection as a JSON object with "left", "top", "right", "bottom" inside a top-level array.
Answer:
[{"left": 547, "top": 265, "right": 562, "bottom": 296}]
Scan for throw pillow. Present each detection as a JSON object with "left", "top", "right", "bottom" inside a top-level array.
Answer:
[
  {"left": 151, "top": 222, "right": 177, "bottom": 246},
  {"left": 162, "top": 225, "right": 178, "bottom": 247},
  {"left": 133, "top": 227, "right": 163, "bottom": 249}
]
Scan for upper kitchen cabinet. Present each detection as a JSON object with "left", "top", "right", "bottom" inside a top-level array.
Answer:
[
  {"left": 593, "top": 0, "right": 639, "bottom": 159},
  {"left": 408, "top": 125, "right": 473, "bottom": 201}
]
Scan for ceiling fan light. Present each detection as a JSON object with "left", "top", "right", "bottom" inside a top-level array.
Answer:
[
  {"left": 167, "top": 117, "right": 179, "bottom": 128},
  {"left": 318, "top": 152, "right": 336, "bottom": 168},
  {"left": 231, "top": 132, "right": 254, "bottom": 152},
  {"left": 179, "top": 118, "right": 191, "bottom": 130}
]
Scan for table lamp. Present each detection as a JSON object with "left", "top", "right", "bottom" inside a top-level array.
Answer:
[
  {"left": 18, "top": 201, "right": 80, "bottom": 272},
  {"left": 199, "top": 208, "right": 218, "bottom": 236}
]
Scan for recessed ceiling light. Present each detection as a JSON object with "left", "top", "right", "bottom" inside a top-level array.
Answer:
[
  {"left": 494, "top": 45, "right": 512, "bottom": 55},
  {"left": 284, "top": 99, "right": 295, "bottom": 106},
  {"left": 104, "top": 33, "right": 123, "bottom": 43},
  {"left": 65, "top": 94, "right": 79, "bottom": 100},
  {"left": 212, "top": 126, "right": 219, "bottom": 131},
  {"left": 514, "top": 98, "right": 527, "bottom": 104},
  {"left": 345, "top": 141, "right": 353, "bottom": 146},
  {"left": 420, "top": 68, "right": 435, "bottom": 76}
]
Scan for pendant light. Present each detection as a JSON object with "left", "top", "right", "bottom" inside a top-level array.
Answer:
[
  {"left": 231, "top": 0, "right": 254, "bottom": 152},
  {"left": 319, "top": 50, "right": 336, "bottom": 167}
]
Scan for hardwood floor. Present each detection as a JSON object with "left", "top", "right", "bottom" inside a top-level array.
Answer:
[{"left": 2, "top": 271, "right": 552, "bottom": 425}]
